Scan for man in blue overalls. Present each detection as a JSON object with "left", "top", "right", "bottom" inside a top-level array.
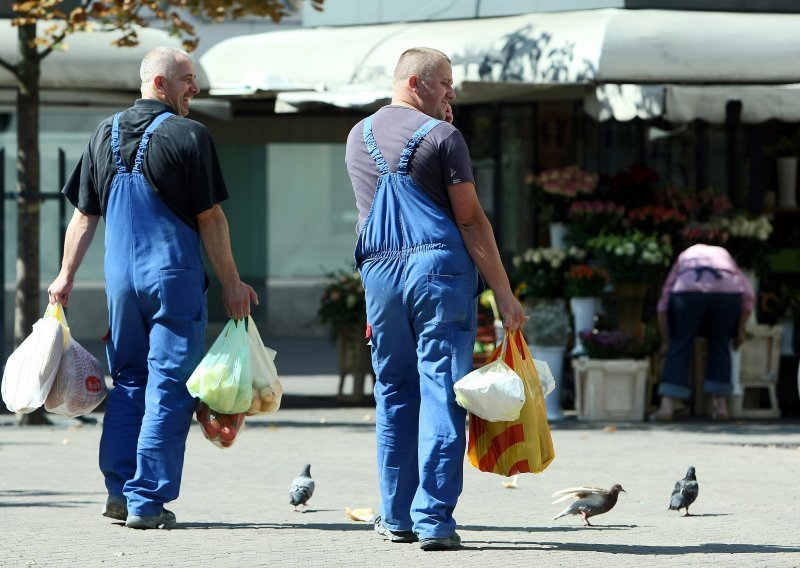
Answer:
[
  {"left": 48, "top": 46, "right": 258, "bottom": 529},
  {"left": 345, "top": 47, "right": 527, "bottom": 551}
]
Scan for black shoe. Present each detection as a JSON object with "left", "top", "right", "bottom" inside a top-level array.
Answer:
[
  {"left": 101, "top": 495, "right": 127, "bottom": 521},
  {"left": 125, "top": 508, "right": 176, "bottom": 530},
  {"left": 374, "top": 515, "right": 418, "bottom": 543},
  {"left": 419, "top": 532, "right": 462, "bottom": 551}
]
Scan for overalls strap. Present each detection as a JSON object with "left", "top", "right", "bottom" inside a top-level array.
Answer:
[
  {"left": 362, "top": 116, "right": 390, "bottom": 175},
  {"left": 397, "top": 118, "right": 442, "bottom": 175},
  {"left": 110, "top": 113, "right": 127, "bottom": 174},
  {"left": 132, "top": 112, "right": 174, "bottom": 174}
]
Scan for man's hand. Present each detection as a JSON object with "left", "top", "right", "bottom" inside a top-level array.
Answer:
[{"left": 222, "top": 280, "right": 259, "bottom": 321}]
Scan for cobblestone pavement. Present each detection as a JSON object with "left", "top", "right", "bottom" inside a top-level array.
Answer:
[{"left": 2, "top": 372, "right": 800, "bottom": 568}]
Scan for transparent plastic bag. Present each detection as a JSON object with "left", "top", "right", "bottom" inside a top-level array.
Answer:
[
  {"left": 245, "top": 316, "right": 282, "bottom": 415},
  {"left": 2, "top": 303, "right": 65, "bottom": 413},
  {"left": 186, "top": 319, "right": 252, "bottom": 414},
  {"left": 45, "top": 307, "right": 108, "bottom": 418},
  {"left": 195, "top": 401, "right": 246, "bottom": 449},
  {"left": 533, "top": 358, "right": 556, "bottom": 397},
  {"left": 454, "top": 335, "right": 525, "bottom": 422}
]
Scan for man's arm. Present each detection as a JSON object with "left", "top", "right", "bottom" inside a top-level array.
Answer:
[
  {"left": 448, "top": 181, "right": 527, "bottom": 331},
  {"left": 196, "top": 204, "right": 259, "bottom": 320},
  {"left": 48, "top": 208, "right": 100, "bottom": 306}
]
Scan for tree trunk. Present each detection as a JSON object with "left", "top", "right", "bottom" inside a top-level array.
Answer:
[{"left": 15, "top": 23, "right": 49, "bottom": 426}]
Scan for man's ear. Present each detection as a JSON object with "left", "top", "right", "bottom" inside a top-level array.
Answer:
[
  {"left": 408, "top": 74, "right": 419, "bottom": 92},
  {"left": 153, "top": 75, "right": 165, "bottom": 92}
]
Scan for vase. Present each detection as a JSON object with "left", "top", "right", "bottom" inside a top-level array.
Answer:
[
  {"left": 529, "top": 343, "right": 565, "bottom": 421},
  {"left": 572, "top": 357, "right": 649, "bottom": 421},
  {"left": 776, "top": 156, "right": 798, "bottom": 208},
  {"left": 549, "top": 222, "right": 568, "bottom": 250},
  {"left": 336, "top": 325, "right": 374, "bottom": 402},
  {"left": 569, "top": 296, "right": 600, "bottom": 356},
  {"left": 612, "top": 282, "right": 649, "bottom": 344},
  {"left": 779, "top": 317, "right": 795, "bottom": 355}
]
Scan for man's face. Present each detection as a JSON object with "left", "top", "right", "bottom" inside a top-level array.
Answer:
[
  {"left": 159, "top": 57, "right": 199, "bottom": 117},
  {"left": 416, "top": 60, "right": 456, "bottom": 120}
]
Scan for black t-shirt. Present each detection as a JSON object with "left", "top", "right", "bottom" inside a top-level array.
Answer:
[{"left": 63, "top": 99, "right": 228, "bottom": 231}]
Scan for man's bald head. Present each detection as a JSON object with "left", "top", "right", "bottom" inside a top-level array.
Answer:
[{"left": 393, "top": 47, "right": 450, "bottom": 84}]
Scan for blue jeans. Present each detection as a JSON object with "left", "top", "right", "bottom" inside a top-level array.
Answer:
[{"left": 659, "top": 292, "right": 741, "bottom": 399}]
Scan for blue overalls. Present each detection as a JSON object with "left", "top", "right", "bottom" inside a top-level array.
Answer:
[
  {"left": 98, "top": 112, "right": 208, "bottom": 517},
  {"left": 355, "top": 116, "right": 479, "bottom": 539}
]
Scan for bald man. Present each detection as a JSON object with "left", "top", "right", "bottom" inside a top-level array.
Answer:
[
  {"left": 345, "top": 47, "right": 525, "bottom": 551},
  {"left": 48, "top": 46, "right": 257, "bottom": 529}
]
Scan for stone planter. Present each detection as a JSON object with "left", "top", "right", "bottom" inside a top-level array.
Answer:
[{"left": 572, "top": 357, "right": 649, "bottom": 421}]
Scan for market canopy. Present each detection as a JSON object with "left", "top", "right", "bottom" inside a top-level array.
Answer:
[{"left": 201, "top": 8, "right": 800, "bottom": 123}]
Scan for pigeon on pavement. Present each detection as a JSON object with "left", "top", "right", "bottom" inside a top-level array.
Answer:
[
  {"left": 552, "top": 484, "right": 625, "bottom": 526},
  {"left": 289, "top": 464, "right": 315, "bottom": 511},
  {"left": 668, "top": 466, "right": 698, "bottom": 516}
]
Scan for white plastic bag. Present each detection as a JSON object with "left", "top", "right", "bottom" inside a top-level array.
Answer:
[
  {"left": 1, "top": 304, "right": 65, "bottom": 413},
  {"left": 45, "top": 308, "right": 108, "bottom": 418},
  {"left": 245, "top": 316, "right": 282, "bottom": 415},
  {"left": 454, "top": 337, "right": 526, "bottom": 422},
  {"left": 533, "top": 358, "right": 557, "bottom": 398}
]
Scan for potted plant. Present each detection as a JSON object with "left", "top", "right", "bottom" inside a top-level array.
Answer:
[
  {"left": 764, "top": 134, "right": 800, "bottom": 208},
  {"left": 529, "top": 165, "right": 598, "bottom": 248},
  {"left": 565, "top": 264, "right": 609, "bottom": 356},
  {"left": 317, "top": 269, "right": 372, "bottom": 401}
]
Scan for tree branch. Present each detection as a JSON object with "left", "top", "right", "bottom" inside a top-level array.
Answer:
[
  {"left": 0, "top": 57, "right": 20, "bottom": 81},
  {"left": 37, "top": 0, "right": 94, "bottom": 61}
]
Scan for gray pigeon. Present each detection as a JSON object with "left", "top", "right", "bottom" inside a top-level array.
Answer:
[
  {"left": 289, "top": 464, "right": 315, "bottom": 510},
  {"left": 552, "top": 484, "right": 625, "bottom": 526},
  {"left": 668, "top": 466, "right": 698, "bottom": 516}
]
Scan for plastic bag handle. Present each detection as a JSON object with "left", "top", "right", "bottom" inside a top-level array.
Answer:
[{"left": 44, "top": 302, "right": 71, "bottom": 345}]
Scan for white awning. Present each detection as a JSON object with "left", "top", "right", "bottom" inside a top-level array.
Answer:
[
  {"left": 202, "top": 8, "right": 800, "bottom": 121},
  {"left": 0, "top": 21, "right": 210, "bottom": 96}
]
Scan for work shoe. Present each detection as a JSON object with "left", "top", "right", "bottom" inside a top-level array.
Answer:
[
  {"left": 125, "top": 508, "right": 177, "bottom": 530},
  {"left": 101, "top": 495, "right": 128, "bottom": 521},
  {"left": 373, "top": 515, "right": 418, "bottom": 543},
  {"left": 419, "top": 532, "right": 462, "bottom": 551}
]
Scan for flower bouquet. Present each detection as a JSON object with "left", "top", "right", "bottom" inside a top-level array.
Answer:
[
  {"left": 564, "top": 264, "right": 609, "bottom": 298},
  {"left": 713, "top": 214, "right": 773, "bottom": 269},
  {"left": 532, "top": 165, "right": 598, "bottom": 222},
  {"left": 567, "top": 200, "right": 625, "bottom": 243},
  {"left": 585, "top": 231, "right": 673, "bottom": 284},
  {"left": 625, "top": 205, "right": 687, "bottom": 236},
  {"left": 511, "top": 246, "right": 585, "bottom": 301}
]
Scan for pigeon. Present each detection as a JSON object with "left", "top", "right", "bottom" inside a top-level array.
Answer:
[
  {"left": 552, "top": 484, "right": 625, "bottom": 526},
  {"left": 668, "top": 466, "right": 698, "bottom": 516},
  {"left": 289, "top": 464, "right": 315, "bottom": 511}
]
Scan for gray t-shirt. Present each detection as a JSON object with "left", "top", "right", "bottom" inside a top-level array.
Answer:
[{"left": 345, "top": 105, "right": 475, "bottom": 233}]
